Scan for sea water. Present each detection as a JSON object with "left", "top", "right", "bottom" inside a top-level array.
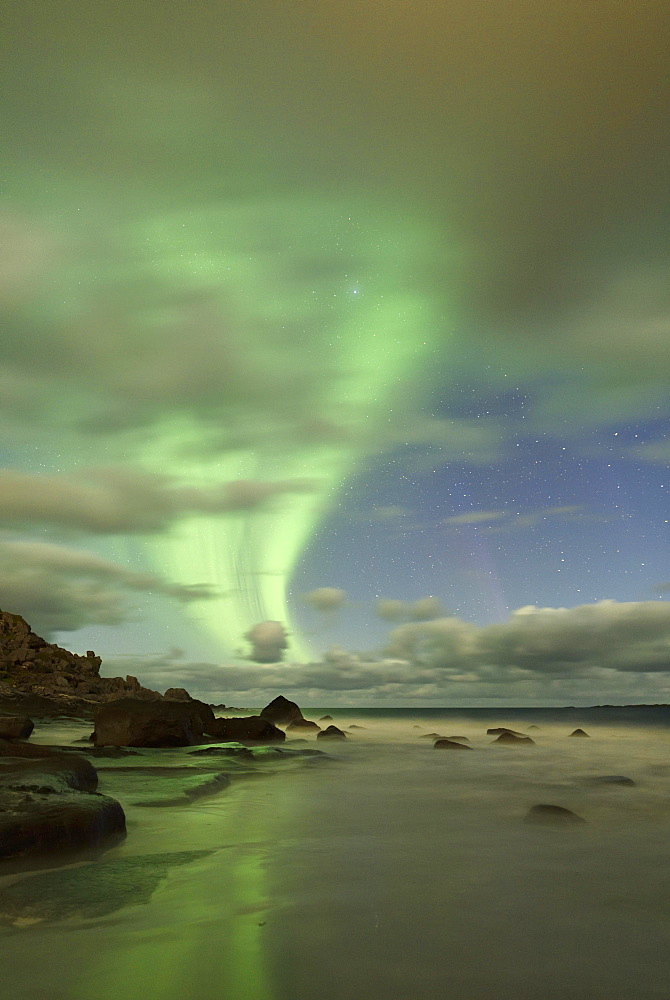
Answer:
[{"left": 2, "top": 709, "right": 670, "bottom": 1000}]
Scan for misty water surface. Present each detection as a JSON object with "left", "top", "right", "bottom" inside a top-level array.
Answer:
[{"left": 3, "top": 715, "right": 670, "bottom": 1000}]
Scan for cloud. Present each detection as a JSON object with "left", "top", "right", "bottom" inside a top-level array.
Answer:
[
  {"left": 632, "top": 440, "right": 670, "bottom": 466},
  {"left": 442, "top": 505, "right": 585, "bottom": 530},
  {"left": 376, "top": 596, "right": 447, "bottom": 622},
  {"left": 244, "top": 621, "right": 289, "bottom": 663},
  {"left": 384, "top": 601, "right": 670, "bottom": 676},
  {"left": 0, "top": 467, "right": 317, "bottom": 534},
  {"left": 0, "top": 539, "right": 215, "bottom": 637},
  {"left": 303, "top": 587, "right": 348, "bottom": 612}
]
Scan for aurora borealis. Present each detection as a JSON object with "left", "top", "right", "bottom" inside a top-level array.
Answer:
[{"left": 1, "top": 1, "right": 669, "bottom": 704}]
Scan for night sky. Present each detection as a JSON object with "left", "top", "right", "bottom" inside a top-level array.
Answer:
[{"left": 1, "top": 1, "right": 668, "bottom": 705}]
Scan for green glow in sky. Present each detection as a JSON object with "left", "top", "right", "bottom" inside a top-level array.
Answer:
[{"left": 134, "top": 199, "right": 445, "bottom": 659}]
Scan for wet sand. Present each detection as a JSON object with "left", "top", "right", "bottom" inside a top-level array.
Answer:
[{"left": 3, "top": 716, "right": 670, "bottom": 1000}]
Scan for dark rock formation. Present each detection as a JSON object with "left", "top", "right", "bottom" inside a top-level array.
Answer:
[
  {"left": 420, "top": 732, "right": 444, "bottom": 739},
  {"left": 528, "top": 724, "right": 540, "bottom": 730},
  {"left": 524, "top": 804, "right": 586, "bottom": 825},
  {"left": 446, "top": 735, "right": 470, "bottom": 742},
  {"left": 163, "top": 687, "right": 193, "bottom": 701},
  {"left": 492, "top": 732, "right": 535, "bottom": 745},
  {"left": 93, "top": 698, "right": 215, "bottom": 748},
  {"left": 0, "top": 608, "right": 161, "bottom": 714},
  {"left": 487, "top": 727, "right": 527, "bottom": 737},
  {"left": 260, "top": 695, "right": 303, "bottom": 726},
  {"left": 569, "top": 728, "right": 590, "bottom": 737},
  {"left": 205, "top": 716, "right": 285, "bottom": 743},
  {"left": 349, "top": 724, "right": 367, "bottom": 730},
  {"left": 286, "top": 718, "right": 321, "bottom": 732},
  {"left": 434, "top": 738, "right": 472, "bottom": 750},
  {"left": 0, "top": 715, "right": 34, "bottom": 739},
  {"left": 319, "top": 715, "right": 333, "bottom": 722},
  {"left": 0, "top": 742, "right": 125, "bottom": 867},
  {"left": 317, "top": 725, "right": 347, "bottom": 741}
]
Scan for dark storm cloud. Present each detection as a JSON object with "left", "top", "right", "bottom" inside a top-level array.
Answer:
[
  {"left": 0, "top": 540, "right": 214, "bottom": 638},
  {"left": 0, "top": 468, "right": 317, "bottom": 533}
]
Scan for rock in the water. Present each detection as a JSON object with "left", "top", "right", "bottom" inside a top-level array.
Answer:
[
  {"left": 206, "top": 716, "right": 285, "bottom": 743},
  {"left": 528, "top": 724, "right": 540, "bottom": 730},
  {"left": 588, "top": 774, "right": 636, "bottom": 786},
  {"left": 0, "top": 715, "right": 34, "bottom": 739},
  {"left": 492, "top": 732, "right": 535, "bottom": 745},
  {"left": 446, "top": 735, "right": 469, "bottom": 742},
  {"left": 349, "top": 724, "right": 367, "bottom": 730},
  {"left": 420, "top": 732, "right": 443, "bottom": 739},
  {"left": 569, "top": 728, "right": 590, "bottom": 737},
  {"left": 260, "top": 695, "right": 303, "bottom": 726},
  {"left": 487, "top": 727, "right": 527, "bottom": 737},
  {"left": 286, "top": 718, "right": 321, "bottom": 732},
  {"left": 524, "top": 804, "right": 586, "bottom": 825},
  {"left": 0, "top": 746, "right": 125, "bottom": 866},
  {"left": 317, "top": 725, "right": 347, "bottom": 741},
  {"left": 319, "top": 715, "right": 333, "bottom": 722},
  {"left": 94, "top": 697, "right": 215, "bottom": 747},
  {"left": 434, "top": 738, "right": 472, "bottom": 750}
]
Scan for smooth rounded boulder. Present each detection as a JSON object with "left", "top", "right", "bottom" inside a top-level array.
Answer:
[
  {"left": 492, "top": 732, "right": 535, "bottom": 745},
  {"left": 434, "top": 738, "right": 471, "bottom": 750},
  {"left": 569, "top": 728, "right": 590, "bottom": 737},
  {"left": 524, "top": 804, "right": 586, "bottom": 826},
  {"left": 287, "top": 719, "right": 321, "bottom": 732},
  {"left": 317, "top": 725, "right": 347, "bottom": 741}
]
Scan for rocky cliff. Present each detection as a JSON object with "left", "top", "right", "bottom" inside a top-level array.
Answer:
[{"left": 0, "top": 609, "right": 160, "bottom": 714}]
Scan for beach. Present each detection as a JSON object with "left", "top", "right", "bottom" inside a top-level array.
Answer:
[{"left": 3, "top": 712, "right": 670, "bottom": 1000}]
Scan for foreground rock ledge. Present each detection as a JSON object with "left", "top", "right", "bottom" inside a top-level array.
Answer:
[{"left": 0, "top": 740, "right": 126, "bottom": 867}]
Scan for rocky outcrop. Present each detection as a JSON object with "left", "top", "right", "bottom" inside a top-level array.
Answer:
[
  {"left": 163, "top": 687, "right": 193, "bottom": 701},
  {"left": 569, "top": 728, "right": 590, "bottom": 737},
  {"left": 524, "top": 804, "right": 586, "bottom": 825},
  {"left": 492, "top": 732, "right": 535, "bottom": 745},
  {"left": 0, "top": 609, "right": 160, "bottom": 713},
  {"left": 93, "top": 698, "right": 215, "bottom": 748},
  {"left": 260, "top": 695, "right": 303, "bottom": 726},
  {"left": 0, "top": 741, "right": 126, "bottom": 867},
  {"left": 317, "top": 725, "right": 347, "bottom": 741},
  {"left": 206, "top": 716, "right": 285, "bottom": 743},
  {"left": 0, "top": 715, "right": 34, "bottom": 739},
  {"left": 434, "top": 738, "right": 471, "bottom": 750}
]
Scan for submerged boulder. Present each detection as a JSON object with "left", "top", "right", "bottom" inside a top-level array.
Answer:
[
  {"left": 492, "top": 732, "right": 535, "bottom": 745},
  {"left": 317, "top": 725, "right": 347, "bottom": 741},
  {"left": 287, "top": 718, "right": 321, "bottom": 732},
  {"left": 206, "top": 716, "right": 285, "bottom": 743},
  {"left": 487, "top": 727, "right": 527, "bottom": 737},
  {"left": 93, "top": 698, "right": 215, "bottom": 747},
  {"left": 588, "top": 774, "right": 635, "bottom": 786},
  {"left": 0, "top": 715, "right": 34, "bottom": 739},
  {"left": 434, "top": 738, "right": 472, "bottom": 750},
  {"left": 524, "top": 804, "right": 586, "bottom": 826},
  {"left": 260, "top": 695, "right": 303, "bottom": 726},
  {"left": 569, "top": 728, "right": 590, "bottom": 737}
]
